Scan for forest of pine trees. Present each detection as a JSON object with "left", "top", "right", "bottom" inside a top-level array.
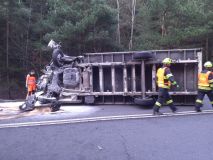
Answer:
[{"left": 0, "top": 0, "right": 212, "bottom": 99}]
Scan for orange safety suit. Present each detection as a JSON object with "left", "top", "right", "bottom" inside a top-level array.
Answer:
[{"left": 26, "top": 74, "right": 37, "bottom": 93}]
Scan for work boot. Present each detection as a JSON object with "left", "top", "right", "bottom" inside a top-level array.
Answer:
[
  {"left": 153, "top": 106, "right": 163, "bottom": 115},
  {"left": 171, "top": 107, "right": 178, "bottom": 113},
  {"left": 153, "top": 110, "right": 164, "bottom": 115},
  {"left": 195, "top": 107, "right": 201, "bottom": 112}
]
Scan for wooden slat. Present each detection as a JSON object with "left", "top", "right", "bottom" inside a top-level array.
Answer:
[
  {"left": 152, "top": 64, "right": 157, "bottom": 92},
  {"left": 131, "top": 65, "right": 136, "bottom": 92},
  {"left": 123, "top": 65, "right": 128, "bottom": 93},
  {"left": 141, "top": 61, "right": 145, "bottom": 98},
  {"left": 184, "top": 64, "right": 187, "bottom": 91},
  {"left": 99, "top": 66, "right": 103, "bottom": 92},
  {"left": 111, "top": 66, "right": 115, "bottom": 93},
  {"left": 90, "top": 67, "right": 93, "bottom": 92}
]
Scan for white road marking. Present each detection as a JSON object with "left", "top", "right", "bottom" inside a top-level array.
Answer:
[{"left": 0, "top": 110, "right": 213, "bottom": 129}]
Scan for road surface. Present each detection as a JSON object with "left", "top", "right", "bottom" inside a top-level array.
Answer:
[{"left": 0, "top": 97, "right": 213, "bottom": 160}]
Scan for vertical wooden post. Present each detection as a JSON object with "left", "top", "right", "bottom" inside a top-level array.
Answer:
[
  {"left": 89, "top": 66, "right": 93, "bottom": 92},
  {"left": 197, "top": 51, "right": 202, "bottom": 73},
  {"left": 99, "top": 66, "right": 103, "bottom": 93},
  {"left": 152, "top": 64, "right": 156, "bottom": 92},
  {"left": 112, "top": 65, "right": 115, "bottom": 93},
  {"left": 197, "top": 50, "right": 203, "bottom": 90},
  {"left": 183, "top": 50, "right": 187, "bottom": 91},
  {"left": 141, "top": 61, "right": 145, "bottom": 98},
  {"left": 131, "top": 65, "right": 136, "bottom": 92},
  {"left": 123, "top": 65, "right": 128, "bottom": 93}
]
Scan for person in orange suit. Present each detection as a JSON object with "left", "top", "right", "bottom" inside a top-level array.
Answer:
[{"left": 26, "top": 70, "right": 37, "bottom": 98}]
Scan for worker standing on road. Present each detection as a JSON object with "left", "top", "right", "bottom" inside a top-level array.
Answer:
[
  {"left": 195, "top": 61, "right": 213, "bottom": 112},
  {"left": 26, "top": 70, "right": 37, "bottom": 98},
  {"left": 153, "top": 58, "right": 179, "bottom": 115}
]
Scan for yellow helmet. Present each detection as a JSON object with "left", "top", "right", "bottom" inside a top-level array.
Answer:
[
  {"left": 204, "top": 61, "right": 212, "bottom": 68},
  {"left": 162, "top": 58, "right": 172, "bottom": 64}
]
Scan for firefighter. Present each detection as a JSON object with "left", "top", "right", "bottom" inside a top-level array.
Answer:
[
  {"left": 26, "top": 70, "right": 37, "bottom": 97},
  {"left": 195, "top": 61, "right": 213, "bottom": 112},
  {"left": 153, "top": 58, "right": 179, "bottom": 115}
]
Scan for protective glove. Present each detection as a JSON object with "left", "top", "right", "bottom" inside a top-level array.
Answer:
[{"left": 172, "top": 81, "right": 179, "bottom": 88}]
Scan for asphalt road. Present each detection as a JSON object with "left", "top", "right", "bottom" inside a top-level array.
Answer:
[
  {"left": 0, "top": 114, "right": 213, "bottom": 160},
  {"left": 0, "top": 97, "right": 213, "bottom": 160}
]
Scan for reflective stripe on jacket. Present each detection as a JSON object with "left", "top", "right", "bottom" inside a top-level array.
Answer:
[
  {"left": 156, "top": 67, "right": 171, "bottom": 89},
  {"left": 198, "top": 71, "right": 211, "bottom": 90}
]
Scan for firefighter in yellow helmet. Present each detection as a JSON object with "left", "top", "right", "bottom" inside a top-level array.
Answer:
[
  {"left": 153, "top": 58, "right": 179, "bottom": 115},
  {"left": 195, "top": 61, "right": 213, "bottom": 112}
]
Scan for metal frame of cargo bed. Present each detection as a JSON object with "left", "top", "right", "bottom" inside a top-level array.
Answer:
[{"left": 61, "top": 48, "right": 202, "bottom": 105}]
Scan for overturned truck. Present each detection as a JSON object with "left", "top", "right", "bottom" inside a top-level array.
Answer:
[{"left": 20, "top": 47, "right": 202, "bottom": 111}]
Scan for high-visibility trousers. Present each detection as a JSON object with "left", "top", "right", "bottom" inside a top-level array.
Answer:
[
  {"left": 28, "top": 84, "right": 36, "bottom": 92},
  {"left": 154, "top": 87, "right": 176, "bottom": 111},
  {"left": 195, "top": 89, "right": 213, "bottom": 109}
]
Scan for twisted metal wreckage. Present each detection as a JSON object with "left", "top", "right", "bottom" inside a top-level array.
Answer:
[{"left": 19, "top": 40, "right": 202, "bottom": 112}]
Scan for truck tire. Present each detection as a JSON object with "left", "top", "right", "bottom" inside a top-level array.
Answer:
[
  {"left": 134, "top": 97, "right": 155, "bottom": 106},
  {"left": 19, "top": 103, "right": 27, "bottom": 111},
  {"left": 84, "top": 96, "right": 95, "bottom": 104},
  {"left": 63, "top": 68, "right": 80, "bottom": 88},
  {"left": 133, "top": 51, "right": 154, "bottom": 60},
  {"left": 51, "top": 101, "right": 61, "bottom": 112},
  {"left": 19, "top": 103, "right": 34, "bottom": 112}
]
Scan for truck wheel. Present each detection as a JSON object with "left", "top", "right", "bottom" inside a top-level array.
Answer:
[
  {"left": 84, "top": 96, "right": 95, "bottom": 104},
  {"left": 19, "top": 103, "right": 27, "bottom": 111},
  {"left": 19, "top": 103, "right": 34, "bottom": 112},
  {"left": 63, "top": 68, "right": 80, "bottom": 88},
  {"left": 51, "top": 101, "right": 61, "bottom": 112},
  {"left": 134, "top": 97, "right": 155, "bottom": 106},
  {"left": 133, "top": 51, "right": 154, "bottom": 60}
]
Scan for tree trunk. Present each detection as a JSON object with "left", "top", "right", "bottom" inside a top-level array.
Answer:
[
  {"left": 25, "top": 0, "right": 33, "bottom": 70},
  {"left": 39, "top": 5, "right": 43, "bottom": 70},
  {"left": 6, "top": 11, "right": 10, "bottom": 99},
  {"left": 116, "top": 0, "right": 121, "bottom": 45},
  {"left": 161, "top": 11, "right": 167, "bottom": 37},
  {"left": 129, "top": 0, "right": 136, "bottom": 50},
  {"left": 93, "top": 24, "right": 97, "bottom": 52},
  {"left": 206, "top": 37, "right": 209, "bottom": 61}
]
